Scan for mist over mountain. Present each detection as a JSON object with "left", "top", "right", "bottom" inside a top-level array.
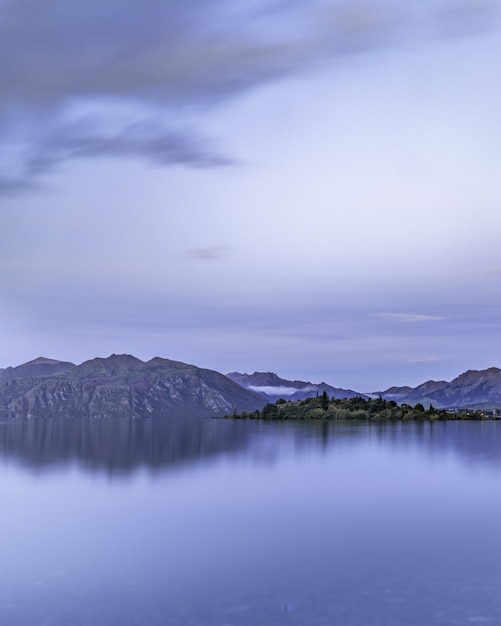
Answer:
[{"left": 226, "top": 371, "right": 367, "bottom": 402}]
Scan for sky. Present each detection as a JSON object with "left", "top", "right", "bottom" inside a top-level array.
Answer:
[{"left": 1, "top": 0, "right": 501, "bottom": 392}]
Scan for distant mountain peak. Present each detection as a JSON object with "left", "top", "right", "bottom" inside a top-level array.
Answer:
[
  {"left": 29, "top": 357, "right": 68, "bottom": 365},
  {"left": 76, "top": 354, "right": 145, "bottom": 377},
  {"left": 452, "top": 367, "right": 501, "bottom": 384},
  {"left": 0, "top": 357, "right": 76, "bottom": 381},
  {"left": 93, "top": 354, "right": 144, "bottom": 364}
]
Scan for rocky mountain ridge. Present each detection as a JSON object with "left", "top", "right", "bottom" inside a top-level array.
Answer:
[
  {"left": 0, "top": 354, "right": 266, "bottom": 419},
  {"left": 377, "top": 367, "right": 501, "bottom": 409}
]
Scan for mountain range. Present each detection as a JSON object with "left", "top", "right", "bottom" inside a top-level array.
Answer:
[
  {"left": 226, "top": 371, "right": 365, "bottom": 402},
  {"left": 1, "top": 355, "right": 501, "bottom": 418},
  {"left": 0, "top": 355, "right": 265, "bottom": 419},
  {"left": 376, "top": 367, "right": 501, "bottom": 410}
]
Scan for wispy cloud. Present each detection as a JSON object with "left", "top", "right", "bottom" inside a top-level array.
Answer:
[
  {"left": 377, "top": 313, "right": 447, "bottom": 323},
  {"left": 408, "top": 356, "right": 442, "bottom": 363}
]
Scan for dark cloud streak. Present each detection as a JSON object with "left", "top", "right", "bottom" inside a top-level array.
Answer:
[
  {"left": 0, "top": 118, "right": 232, "bottom": 195},
  {"left": 188, "top": 247, "right": 230, "bottom": 261},
  {"left": 27, "top": 119, "right": 232, "bottom": 172}
]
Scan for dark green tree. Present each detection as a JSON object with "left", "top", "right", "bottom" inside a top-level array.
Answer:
[
  {"left": 262, "top": 403, "right": 278, "bottom": 419},
  {"left": 321, "top": 390, "right": 329, "bottom": 411}
]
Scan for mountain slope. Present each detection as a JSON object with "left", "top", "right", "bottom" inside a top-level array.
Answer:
[{"left": 0, "top": 354, "right": 266, "bottom": 419}]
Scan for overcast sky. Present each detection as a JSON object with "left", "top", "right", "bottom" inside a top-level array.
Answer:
[{"left": 1, "top": 0, "right": 501, "bottom": 391}]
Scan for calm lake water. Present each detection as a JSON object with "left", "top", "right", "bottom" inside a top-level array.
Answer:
[{"left": 1, "top": 418, "right": 501, "bottom": 625}]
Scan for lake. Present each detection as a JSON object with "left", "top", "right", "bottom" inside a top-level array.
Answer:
[{"left": 1, "top": 418, "right": 501, "bottom": 625}]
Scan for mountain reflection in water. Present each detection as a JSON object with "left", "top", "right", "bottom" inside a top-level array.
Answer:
[{"left": 1, "top": 418, "right": 501, "bottom": 475}]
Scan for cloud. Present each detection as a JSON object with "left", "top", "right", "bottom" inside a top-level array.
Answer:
[
  {"left": 249, "top": 385, "right": 301, "bottom": 396},
  {"left": 377, "top": 313, "right": 447, "bottom": 323},
  {"left": 0, "top": 1, "right": 388, "bottom": 111},
  {"left": 0, "top": 116, "right": 232, "bottom": 195},
  {"left": 0, "top": 0, "right": 499, "bottom": 194},
  {"left": 436, "top": 0, "right": 500, "bottom": 37},
  {"left": 188, "top": 246, "right": 230, "bottom": 261}
]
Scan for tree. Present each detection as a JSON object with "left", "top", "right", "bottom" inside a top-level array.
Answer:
[
  {"left": 262, "top": 403, "right": 278, "bottom": 419},
  {"left": 321, "top": 390, "right": 329, "bottom": 411}
]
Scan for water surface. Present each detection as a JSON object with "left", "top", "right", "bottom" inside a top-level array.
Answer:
[{"left": 1, "top": 418, "right": 500, "bottom": 625}]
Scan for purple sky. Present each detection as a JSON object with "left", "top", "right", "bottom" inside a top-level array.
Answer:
[{"left": 1, "top": 0, "right": 501, "bottom": 391}]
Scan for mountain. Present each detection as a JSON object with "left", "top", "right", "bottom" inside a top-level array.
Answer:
[
  {"left": 0, "top": 356, "right": 76, "bottom": 381},
  {"left": 0, "top": 354, "right": 266, "bottom": 419},
  {"left": 378, "top": 368, "right": 501, "bottom": 409},
  {"left": 226, "top": 371, "right": 366, "bottom": 403},
  {"left": 230, "top": 367, "right": 501, "bottom": 410},
  {"left": 2, "top": 356, "right": 501, "bottom": 418}
]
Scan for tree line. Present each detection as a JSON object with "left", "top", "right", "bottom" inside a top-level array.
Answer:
[{"left": 226, "top": 392, "right": 491, "bottom": 421}]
